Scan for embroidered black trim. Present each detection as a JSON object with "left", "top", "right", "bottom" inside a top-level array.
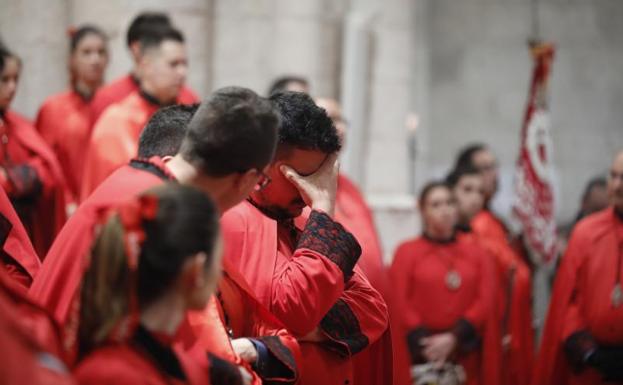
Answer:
[
  {"left": 319, "top": 299, "right": 369, "bottom": 357},
  {"left": 297, "top": 210, "right": 361, "bottom": 281},
  {"left": 564, "top": 330, "right": 598, "bottom": 371},
  {"left": 207, "top": 353, "right": 244, "bottom": 385},
  {"left": 451, "top": 318, "right": 480, "bottom": 353},
  {"left": 129, "top": 158, "right": 175, "bottom": 181},
  {"left": 406, "top": 326, "right": 431, "bottom": 364},
  {"left": 132, "top": 325, "right": 187, "bottom": 381},
  {"left": 256, "top": 336, "right": 298, "bottom": 384}
]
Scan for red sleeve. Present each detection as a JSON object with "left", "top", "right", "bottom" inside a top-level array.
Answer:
[
  {"left": 388, "top": 241, "right": 423, "bottom": 330},
  {"left": 35, "top": 102, "right": 57, "bottom": 146},
  {"left": 462, "top": 247, "right": 495, "bottom": 330},
  {"left": 270, "top": 211, "right": 361, "bottom": 335},
  {"left": 318, "top": 266, "right": 388, "bottom": 357}
]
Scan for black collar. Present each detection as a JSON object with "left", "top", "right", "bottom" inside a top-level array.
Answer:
[
  {"left": 139, "top": 89, "right": 169, "bottom": 107},
  {"left": 615, "top": 208, "right": 623, "bottom": 223},
  {"left": 455, "top": 223, "right": 472, "bottom": 233},
  {"left": 132, "top": 325, "right": 186, "bottom": 382}
]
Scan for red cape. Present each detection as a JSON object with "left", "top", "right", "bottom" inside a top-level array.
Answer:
[
  {"left": 90, "top": 73, "right": 199, "bottom": 124},
  {"left": 0, "top": 267, "right": 74, "bottom": 384},
  {"left": 74, "top": 337, "right": 210, "bottom": 385},
  {"left": 298, "top": 173, "right": 394, "bottom": 385},
  {"left": 81, "top": 92, "right": 161, "bottom": 199},
  {"left": 2, "top": 110, "right": 67, "bottom": 256},
  {"left": 472, "top": 210, "right": 534, "bottom": 385},
  {"left": 532, "top": 208, "right": 623, "bottom": 385},
  {"left": 222, "top": 200, "right": 389, "bottom": 385},
  {"left": 36, "top": 90, "right": 93, "bottom": 203},
  {"left": 389, "top": 235, "right": 501, "bottom": 385},
  {"left": 0, "top": 185, "right": 40, "bottom": 290},
  {"left": 29, "top": 157, "right": 169, "bottom": 357}
]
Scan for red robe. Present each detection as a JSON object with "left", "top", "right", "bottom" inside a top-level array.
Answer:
[
  {"left": 298, "top": 173, "right": 393, "bottom": 385},
  {"left": 74, "top": 327, "right": 211, "bottom": 385},
  {"left": 90, "top": 74, "right": 198, "bottom": 124},
  {"left": 0, "top": 185, "right": 40, "bottom": 290},
  {"left": 0, "top": 267, "right": 74, "bottom": 385},
  {"left": 532, "top": 208, "right": 623, "bottom": 385},
  {"left": 222, "top": 200, "right": 389, "bottom": 385},
  {"left": 471, "top": 210, "right": 534, "bottom": 385},
  {"left": 31, "top": 157, "right": 301, "bottom": 382},
  {"left": 80, "top": 92, "right": 164, "bottom": 199},
  {"left": 0, "top": 110, "right": 66, "bottom": 256},
  {"left": 389, "top": 235, "right": 501, "bottom": 385},
  {"left": 36, "top": 90, "right": 94, "bottom": 204}
]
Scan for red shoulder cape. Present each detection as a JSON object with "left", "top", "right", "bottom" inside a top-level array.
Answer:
[
  {"left": 29, "top": 158, "right": 168, "bottom": 359},
  {"left": 3, "top": 110, "right": 67, "bottom": 256},
  {"left": 0, "top": 185, "right": 40, "bottom": 290}
]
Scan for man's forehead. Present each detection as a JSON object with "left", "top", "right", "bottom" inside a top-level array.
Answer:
[{"left": 282, "top": 148, "right": 328, "bottom": 176}]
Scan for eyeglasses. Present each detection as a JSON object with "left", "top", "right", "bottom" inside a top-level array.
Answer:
[{"left": 255, "top": 169, "right": 272, "bottom": 191}]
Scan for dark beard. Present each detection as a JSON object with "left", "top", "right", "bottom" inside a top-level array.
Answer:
[{"left": 246, "top": 198, "right": 297, "bottom": 221}]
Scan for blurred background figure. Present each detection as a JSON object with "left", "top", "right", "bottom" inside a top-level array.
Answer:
[
  {"left": 0, "top": 44, "right": 66, "bottom": 256},
  {"left": 267, "top": 75, "right": 309, "bottom": 96},
  {"left": 36, "top": 25, "right": 109, "bottom": 210}
]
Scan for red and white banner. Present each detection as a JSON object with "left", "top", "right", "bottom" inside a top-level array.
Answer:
[{"left": 513, "top": 43, "right": 557, "bottom": 265}]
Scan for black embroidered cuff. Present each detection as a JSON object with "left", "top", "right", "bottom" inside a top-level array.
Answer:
[
  {"left": 298, "top": 210, "right": 361, "bottom": 281},
  {"left": 208, "top": 353, "right": 244, "bottom": 385},
  {"left": 406, "top": 327, "right": 431, "bottom": 364},
  {"left": 254, "top": 336, "right": 298, "bottom": 384},
  {"left": 319, "top": 299, "right": 369, "bottom": 357},
  {"left": 564, "top": 330, "right": 598, "bottom": 372},
  {"left": 6, "top": 164, "right": 42, "bottom": 199},
  {"left": 451, "top": 318, "right": 480, "bottom": 353}
]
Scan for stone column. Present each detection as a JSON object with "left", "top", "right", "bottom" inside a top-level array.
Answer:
[{"left": 0, "top": 0, "right": 69, "bottom": 118}]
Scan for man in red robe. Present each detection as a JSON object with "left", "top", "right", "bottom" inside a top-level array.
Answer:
[
  {"left": 30, "top": 90, "right": 299, "bottom": 383},
  {"left": 455, "top": 144, "right": 534, "bottom": 385},
  {"left": 313, "top": 97, "right": 393, "bottom": 385},
  {"left": 533, "top": 150, "right": 623, "bottom": 385},
  {"left": 0, "top": 185, "right": 40, "bottom": 290},
  {"left": 221, "top": 92, "right": 389, "bottom": 385},
  {"left": 0, "top": 47, "right": 67, "bottom": 256},
  {"left": 90, "top": 12, "right": 197, "bottom": 123},
  {"left": 81, "top": 26, "right": 192, "bottom": 198}
]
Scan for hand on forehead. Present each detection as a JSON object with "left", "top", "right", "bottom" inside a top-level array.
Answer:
[{"left": 278, "top": 148, "right": 329, "bottom": 177}]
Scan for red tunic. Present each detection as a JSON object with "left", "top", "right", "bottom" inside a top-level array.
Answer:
[
  {"left": 0, "top": 267, "right": 74, "bottom": 385},
  {"left": 222, "top": 200, "right": 389, "bottom": 385},
  {"left": 0, "top": 110, "right": 66, "bottom": 256},
  {"left": 0, "top": 185, "right": 40, "bottom": 290},
  {"left": 472, "top": 210, "right": 534, "bottom": 385},
  {"left": 298, "top": 173, "right": 393, "bottom": 385},
  {"left": 36, "top": 90, "right": 94, "bottom": 204},
  {"left": 533, "top": 208, "right": 623, "bottom": 385},
  {"left": 90, "top": 74, "right": 198, "bottom": 124},
  {"left": 389, "top": 235, "right": 500, "bottom": 385},
  {"left": 74, "top": 328, "right": 210, "bottom": 385}
]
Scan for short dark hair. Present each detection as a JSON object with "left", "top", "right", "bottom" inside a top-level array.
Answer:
[
  {"left": 269, "top": 92, "right": 341, "bottom": 157},
  {"left": 267, "top": 76, "right": 309, "bottom": 96},
  {"left": 582, "top": 176, "right": 607, "bottom": 202},
  {"left": 126, "top": 12, "right": 172, "bottom": 47},
  {"left": 138, "top": 104, "right": 199, "bottom": 158},
  {"left": 454, "top": 143, "right": 487, "bottom": 171},
  {"left": 140, "top": 26, "right": 185, "bottom": 54},
  {"left": 419, "top": 180, "right": 451, "bottom": 208},
  {"left": 180, "top": 86, "right": 280, "bottom": 177},
  {"left": 445, "top": 165, "right": 481, "bottom": 188},
  {"left": 0, "top": 43, "right": 19, "bottom": 73},
  {"left": 70, "top": 25, "right": 108, "bottom": 53}
]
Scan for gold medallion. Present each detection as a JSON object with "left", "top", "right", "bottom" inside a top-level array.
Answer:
[
  {"left": 612, "top": 284, "right": 623, "bottom": 308},
  {"left": 446, "top": 270, "right": 462, "bottom": 291}
]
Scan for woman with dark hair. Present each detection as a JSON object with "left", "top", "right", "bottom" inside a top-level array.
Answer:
[
  {"left": 74, "top": 184, "right": 220, "bottom": 385},
  {"left": 390, "top": 182, "right": 499, "bottom": 385},
  {"left": 36, "top": 25, "right": 109, "bottom": 208},
  {"left": 0, "top": 44, "right": 66, "bottom": 256}
]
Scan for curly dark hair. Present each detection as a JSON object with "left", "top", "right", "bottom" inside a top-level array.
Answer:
[{"left": 270, "top": 91, "right": 341, "bottom": 158}]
